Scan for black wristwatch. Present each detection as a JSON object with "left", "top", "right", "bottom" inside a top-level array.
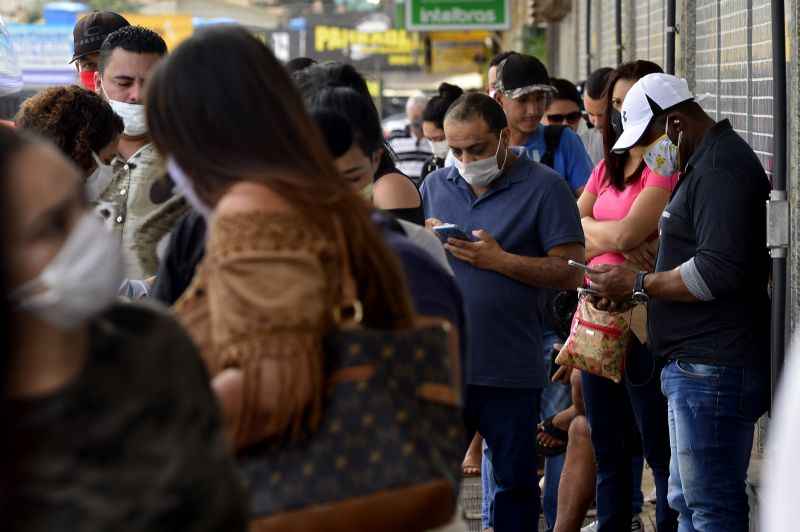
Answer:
[{"left": 632, "top": 271, "right": 649, "bottom": 303}]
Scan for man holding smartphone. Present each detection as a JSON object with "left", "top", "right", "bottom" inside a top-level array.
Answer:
[
  {"left": 587, "top": 73, "right": 770, "bottom": 532},
  {"left": 421, "top": 92, "right": 585, "bottom": 532}
]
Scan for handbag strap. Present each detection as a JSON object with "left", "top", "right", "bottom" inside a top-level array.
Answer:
[{"left": 332, "top": 218, "right": 363, "bottom": 326}]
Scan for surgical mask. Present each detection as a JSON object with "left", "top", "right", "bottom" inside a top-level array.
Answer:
[
  {"left": 429, "top": 139, "right": 449, "bottom": 159},
  {"left": 167, "top": 157, "right": 212, "bottom": 218},
  {"left": 101, "top": 85, "right": 147, "bottom": 137},
  {"left": 610, "top": 109, "right": 623, "bottom": 137},
  {"left": 79, "top": 70, "right": 96, "bottom": 91},
  {"left": 643, "top": 132, "right": 681, "bottom": 177},
  {"left": 455, "top": 132, "right": 508, "bottom": 188},
  {"left": 11, "top": 213, "right": 123, "bottom": 329},
  {"left": 85, "top": 152, "right": 114, "bottom": 202}
]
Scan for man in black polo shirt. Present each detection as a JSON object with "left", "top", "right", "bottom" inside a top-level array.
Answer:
[{"left": 588, "top": 73, "right": 770, "bottom": 532}]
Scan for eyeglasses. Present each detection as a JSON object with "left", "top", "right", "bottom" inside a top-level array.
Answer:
[{"left": 545, "top": 111, "right": 583, "bottom": 124}]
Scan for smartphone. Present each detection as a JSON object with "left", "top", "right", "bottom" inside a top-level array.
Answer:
[
  {"left": 567, "top": 259, "right": 603, "bottom": 275},
  {"left": 432, "top": 223, "right": 475, "bottom": 243}
]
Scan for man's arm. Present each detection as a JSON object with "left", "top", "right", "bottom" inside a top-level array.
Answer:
[
  {"left": 445, "top": 232, "right": 584, "bottom": 290},
  {"left": 494, "top": 242, "right": 585, "bottom": 289}
]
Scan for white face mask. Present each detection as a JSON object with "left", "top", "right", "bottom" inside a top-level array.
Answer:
[
  {"left": 643, "top": 132, "right": 681, "bottom": 177},
  {"left": 85, "top": 152, "right": 115, "bottom": 202},
  {"left": 429, "top": 139, "right": 449, "bottom": 159},
  {"left": 11, "top": 213, "right": 123, "bottom": 329},
  {"left": 101, "top": 84, "right": 147, "bottom": 137},
  {"left": 455, "top": 131, "right": 508, "bottom": 188},
  {"left": 167, "top": 157, "right": 212, "bottom": 218}
]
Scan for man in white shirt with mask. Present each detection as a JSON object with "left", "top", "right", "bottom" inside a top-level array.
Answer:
[{"left": 94, "top": 25, "right": 186, "bottom": 280}]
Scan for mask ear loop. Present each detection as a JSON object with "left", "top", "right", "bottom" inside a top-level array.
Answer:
[{"left": 496, "top": 130, "right": 509, "bottom": 170}]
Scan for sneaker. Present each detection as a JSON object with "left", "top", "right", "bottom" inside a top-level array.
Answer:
[{"left": 581, "top": 516, "right": 643, "bottom": 532}]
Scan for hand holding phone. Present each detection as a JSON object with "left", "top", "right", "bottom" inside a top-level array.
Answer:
[
  {"left": 432, "top": 223, "right": 475, "bottom": 243},
  {"left": 567, "top": 259, "right": 603, "bottom": 275}
]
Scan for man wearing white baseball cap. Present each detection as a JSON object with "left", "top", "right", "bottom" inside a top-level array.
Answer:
[{"left": 588, "top": 72, "right": 771, "bottom": 532}]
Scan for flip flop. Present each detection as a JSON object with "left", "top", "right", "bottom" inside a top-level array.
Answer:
[{"left": 537, "top": 415, "right": 568, "bottom": 457}]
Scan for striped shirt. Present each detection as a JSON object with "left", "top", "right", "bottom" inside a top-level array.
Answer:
[{"left": 387, "top": 126, "right": 433, "bottom": 184}]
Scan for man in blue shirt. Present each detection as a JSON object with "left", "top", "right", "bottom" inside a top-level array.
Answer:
[
  {"left": 422, "top": 92, "right": 585, "bottom": 531},
  {"left": 494, "top": 53, "right": 593, "bottom": 196}
]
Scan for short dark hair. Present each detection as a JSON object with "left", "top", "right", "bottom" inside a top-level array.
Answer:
[
  {"left": 422, "top": 83, "right": 464, "bottom": 129},
  {"left": 311, "top": 108, "right": 354, "bottom": 158},
  {"left": 286, "top": 56, "right": 316, "bottom": 74},
  {"left": 550, "top": 78, "right": 580, "bottom": 106},
  {"left": 293, "top": 61, "right": 373, "bottom": 105},
  {"left": 99, "top": 25, "right": 167, "bottom": 73},
  {"left": 309, "top": 86, "right": 383, "bottom": 156},
  {"left": 585, "top": 67, "right": 614, "bottom": 99},
  {"left": 445, "top": 92, "right": 508, "bottom": 134},
  {"left": 15, "top": 85, "right": 124, "bottom": 173},
  {"left": 489, "top": 51, "right": 517, "bottom": 68}
]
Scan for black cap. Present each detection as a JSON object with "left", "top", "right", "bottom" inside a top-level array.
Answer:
[
  {"left": 497, "top": 53, "right": 551, "bottom": 94},
  {"left": 70, "top": 12, "right": 130, "bottom": 63}
]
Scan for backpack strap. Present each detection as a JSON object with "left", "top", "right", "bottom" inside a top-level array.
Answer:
[{"left": 540, "top": 125, "right": 566, "bottom": 169}]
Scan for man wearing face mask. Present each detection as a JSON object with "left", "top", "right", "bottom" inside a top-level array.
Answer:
[
  {"left": 588, "top": 73, "right": 771, "bottom": 532},
  {"left": 69, "top": 11, "right": 129, "bottom": 91},
  {"left": 94, "top": 26, "right": 187, "bottom": 280},
  {"left": 421, "top": 92, "right": 585, "bottom": 532},
  {"left": 494, "top": 53, "right": 593, "bottom": 197}
]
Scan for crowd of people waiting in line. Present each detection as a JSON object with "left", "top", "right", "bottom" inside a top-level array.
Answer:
[{"left": 0, "top": 8, "right": 774, "bottom": 532}]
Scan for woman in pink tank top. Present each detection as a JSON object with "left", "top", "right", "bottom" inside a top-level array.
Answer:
[{"left": 556, "top": 61, "right": 680, "bottom": 532}]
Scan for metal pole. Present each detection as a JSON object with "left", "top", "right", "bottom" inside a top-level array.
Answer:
[
  {"left": 665, "top": 0, "right": 676, "bottom": 74},
  {"left": 769, "top": 0, "right": 787, "bottom": 400},
  {"left": 615, "top": 0, "right": 622, "bottom": 65},
  {"left": 586, "top": 0, "right": 592, "bottom": 77}
]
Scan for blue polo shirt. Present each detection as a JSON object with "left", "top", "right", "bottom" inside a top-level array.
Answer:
[
  {"left": 421, "top": 157, "right": 584, "bottom": 388},
  {"left": 518, "top": 126, "right": 593, "bottom": 193}
]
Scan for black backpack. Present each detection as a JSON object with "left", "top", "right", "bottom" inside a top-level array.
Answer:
[{"left": 538, "top": 125, "right": 580, "bottom": 341}]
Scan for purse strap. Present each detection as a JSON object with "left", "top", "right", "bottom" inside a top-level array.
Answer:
[{"left": 332, "top": 218, "right": 363, "bottom": 326}]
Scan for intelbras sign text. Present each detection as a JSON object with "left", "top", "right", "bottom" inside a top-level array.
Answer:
[{"left": 406, "top": 0, "right": 510, "bottom": 31}]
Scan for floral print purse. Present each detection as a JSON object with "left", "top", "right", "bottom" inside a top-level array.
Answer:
[{"left": 555, "top": 292, "right": 634, "bottom": 383}]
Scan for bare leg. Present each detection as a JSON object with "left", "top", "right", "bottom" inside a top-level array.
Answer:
[
  {"left": 553, "top": 416, "right": 597, "bottom": 532},
  {"left": 462, "top": 432, "right": 482, "bottom": 476}
]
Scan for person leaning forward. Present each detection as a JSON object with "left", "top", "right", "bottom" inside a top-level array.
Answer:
[{"left": 421, "top": 92, "right": 585, "bottom": 532}]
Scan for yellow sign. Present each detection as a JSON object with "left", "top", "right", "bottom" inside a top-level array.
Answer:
[
  {"left": 429, "top": 31, "right": 489, "bottom": 74},
  {"left": 123, "top": 14, "right": 193, "bottom": 53},
  {"left": 314, "top": 25, "right": 423, "bottom": 66}
]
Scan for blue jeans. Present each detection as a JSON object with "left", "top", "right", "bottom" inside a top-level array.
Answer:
[
  {"left": 466, "top": 385, "right": 542, "bottom": 532},
  {"left": 661, "top": 360, "right": 769, "bottom": 532},
  {"left": 582, "top": 340, "right": 677, "bottom": 532}
]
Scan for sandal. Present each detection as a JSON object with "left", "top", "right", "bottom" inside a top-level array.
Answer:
[
  {"left": 462, "top": 457, "right": 481, "bottom": 477},
  {"left": 537, "top": 415, "right": 568, "bottom": 457}
]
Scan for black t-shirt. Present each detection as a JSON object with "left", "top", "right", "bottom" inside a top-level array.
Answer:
[
  {"left": 10, "top": 303, "right": 247, "bottom": 531},
  {"left": 153, "top": 210, "right": 207, "bottom": 305},
  {"left": 649, "top": 120, "right": 771, "bottom": 366},
  {"left": 375, "top": 151, "right": 425, "bottom": 226}
]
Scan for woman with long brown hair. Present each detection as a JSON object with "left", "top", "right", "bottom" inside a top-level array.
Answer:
[{"left": 147, "top": 25, "right": 418, "bottom": 449}]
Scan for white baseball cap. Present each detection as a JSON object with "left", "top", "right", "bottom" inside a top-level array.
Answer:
[{"left": 612, "top": 73, "right": 694, "bottom": 152}]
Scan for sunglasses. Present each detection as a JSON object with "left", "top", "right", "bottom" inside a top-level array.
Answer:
[{"left": 546, "top": 111, "right": 583, "bottom": 124}]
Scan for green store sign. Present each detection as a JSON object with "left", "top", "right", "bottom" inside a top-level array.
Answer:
[{"left": 406, "top": 0, "right": 510, "bottom": 31}]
